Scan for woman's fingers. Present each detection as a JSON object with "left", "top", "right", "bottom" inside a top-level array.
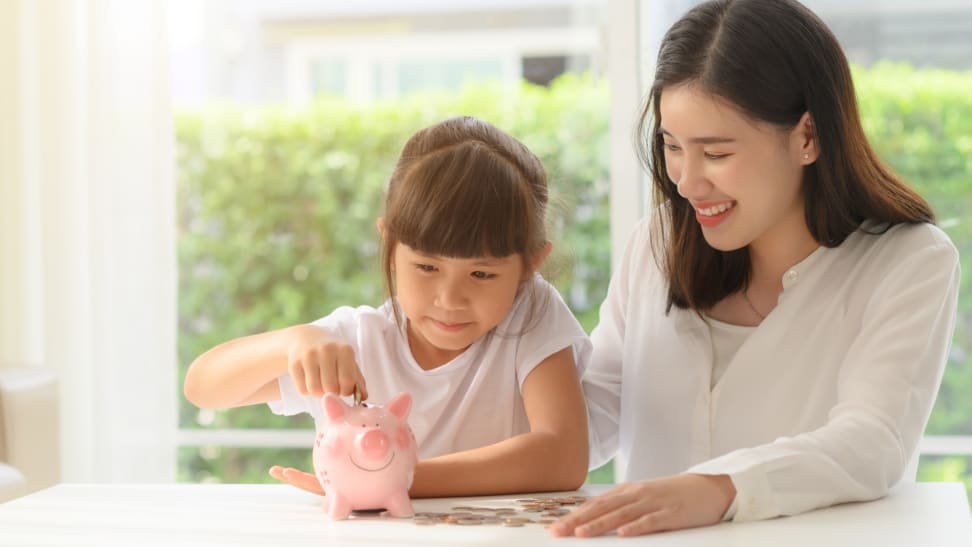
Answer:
[
  {"left": 551, "top": 475, "right": 733, "bottom": 538},
  {"left": 548, "top": 485, "right": 638, "bottom": 536},
  {"left": 616, "top": 509, "right": 675, "bottom": 537}
]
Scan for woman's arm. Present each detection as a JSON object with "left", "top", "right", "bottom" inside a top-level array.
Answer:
[
  {"left": 687, "top": 240, "right": 961, "bottom": 521},
  {"left": 553, "top": 235, "right": 961, "bottom": 537}
]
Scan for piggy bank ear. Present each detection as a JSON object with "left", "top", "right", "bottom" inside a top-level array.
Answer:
[
  {"left": 321, "top": 393, "right": 348, "bottom": 423},
  {"left": 386, "top": 392, "right": 412, "bottom": 420}
]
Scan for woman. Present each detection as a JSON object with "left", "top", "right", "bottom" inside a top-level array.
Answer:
[{"left": 551, "top": 0, "right": 959, "bottom": 538}]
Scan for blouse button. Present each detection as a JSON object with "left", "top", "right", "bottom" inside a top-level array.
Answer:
[{"left": 783, "top": 269, "right": 799, "bottom": 284}]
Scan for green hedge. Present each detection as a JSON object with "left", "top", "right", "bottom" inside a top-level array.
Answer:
[{"left": 177, "top": 66, "right": 971, "bottom": 495}]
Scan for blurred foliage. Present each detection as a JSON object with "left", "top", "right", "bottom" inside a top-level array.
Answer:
[
  {"left": 177, "top": 66, "right": 971, "bottom": 500},
  {"left": 177, "top": 446, "right": 311, "bottom": 484}
]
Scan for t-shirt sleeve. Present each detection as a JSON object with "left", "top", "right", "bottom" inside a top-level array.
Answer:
[
  {"left": 514, "top": 276, "right": 592, "bottom": 389},
  {"left": 266, "top": 306, "right": 363, "bottom": 422}
]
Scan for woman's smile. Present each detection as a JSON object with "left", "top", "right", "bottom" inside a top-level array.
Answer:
[{"left": 693, "top": 200, "right": 736, "bottom": 227}]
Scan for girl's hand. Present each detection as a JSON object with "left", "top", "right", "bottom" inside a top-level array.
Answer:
[
  {"left": 286, "top": 324, "right": 368, "bottom": 400},
  {"left": 548, "top": 474, "right": 735, "bottom": 538},
  {"left": 268, "top": 466, "right": 325, "bottom": 496}
]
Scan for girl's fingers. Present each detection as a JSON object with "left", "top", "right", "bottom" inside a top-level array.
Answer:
[
  {"left": 335, "top": 346, "right": 360, "bottom": 397},
  {"left": 356, "top": 371, "right": 368, "bottom": 401},
  {"left": 268, "top": 466, "right": 325, "bottom": 496},
  {"left": 283, "top": 468, "right": 326, "bottom": 495},
  {"left": 306, "top": 354, "right": 331, "bottom": 396},
  {"left": 288, "top": 359, "right": 308, "bottom": 396},
  {"left": 318, "top": 359, "right": 339, "bottom": 395}
]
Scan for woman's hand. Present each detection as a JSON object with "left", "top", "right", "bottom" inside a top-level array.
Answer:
[
  {"left": 548, "top": 474, "right": 735, "bottom": 538},
  {"left": 269, "top": 466, "right": 325, "bottom": 496},
  {"left": 286, "top": 324, "right": 368, "bottom": 400}
]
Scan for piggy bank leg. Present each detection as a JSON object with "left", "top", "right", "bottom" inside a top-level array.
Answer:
[
  {"left": 383, "top": 491, "right": 414, "bottom": 518},
  {"left": 325, "top": 493, "right": 353, "bottom": 520}
]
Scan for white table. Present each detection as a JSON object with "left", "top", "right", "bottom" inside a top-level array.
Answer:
[{"left": 0, "top": 482, "right": 969, "bottom": 546}]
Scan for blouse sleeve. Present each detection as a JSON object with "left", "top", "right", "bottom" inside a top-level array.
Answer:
[
  {"left": 688, "top": 237, "right": 960, "bottom": 521},
  {"left": 583, "top": 219, "right": 648, "bottom": 469}
]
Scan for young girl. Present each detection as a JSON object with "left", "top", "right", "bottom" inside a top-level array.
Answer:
[
  {"left": 183, "top": 116, "right": 591, "bottom": 497},
  {"left": 551, "top": 0, "right": 960, "bottom": 538}
]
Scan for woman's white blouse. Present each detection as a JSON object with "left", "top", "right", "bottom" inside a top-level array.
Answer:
[{"left": 583, "top": 217, "right": 960, "bottom": 521}]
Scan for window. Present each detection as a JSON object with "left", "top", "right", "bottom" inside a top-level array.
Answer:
[{"left": 172, "top": 0, "right": 611, "bottom": 484}]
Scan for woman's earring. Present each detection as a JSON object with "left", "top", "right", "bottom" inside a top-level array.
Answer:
[{"left": 803, "top": 153, "right": 810, "bottom": 160}]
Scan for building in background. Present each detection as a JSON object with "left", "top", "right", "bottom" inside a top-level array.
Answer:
[
  {"left": 169, "top": 0, "right": 972, "bottom": 108},
  {"left": 169, "top": 0, "right": 608, "bottom": 106}
]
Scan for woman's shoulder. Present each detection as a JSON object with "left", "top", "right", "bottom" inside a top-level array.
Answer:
[
  {"left": 826, "top": 221, "right": 960, "bottom": 286},
  {"left": 853, "top": 220, "right": 957, "bottom": 259}
]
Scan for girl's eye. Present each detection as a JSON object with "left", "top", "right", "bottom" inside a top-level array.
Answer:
[
  {"left": 415, "top": 263, "right": 436, "bottom": 272},
  {"left": 704, "top": 152, "right": 730, "bottom": 160},
  {"left": 664, "top": 143, "right": 681, "bottom": 152},
  {"left": 471, "top": 271, "right": 495, "bottom": 280}
]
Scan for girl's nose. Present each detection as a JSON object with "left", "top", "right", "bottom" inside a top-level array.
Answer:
[{"left": 434, "top": 279, "right": 467, "bottom": 310}]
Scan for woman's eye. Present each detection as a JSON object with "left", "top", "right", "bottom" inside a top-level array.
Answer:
[
  {"left": 704, "top": 152, "right": 729, "bottom": 160},
  {"left": 664, "top": 143, "right": 681, "bottom": 152},
  {"left": 471, "top": 271, "right": 494, "bottom": 280}
]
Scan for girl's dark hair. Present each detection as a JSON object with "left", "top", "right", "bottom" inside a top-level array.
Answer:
[
  {"left": 641, "top": 0, "right": 934, "bottom": 312},
  {"left": 381, "top": 116, "right": 549, "bottom": 321}
]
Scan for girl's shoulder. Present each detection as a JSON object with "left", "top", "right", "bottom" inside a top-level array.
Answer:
[
  {"left": 310, "top": 301, "right": 399, "bottom": 336},
  {"left": 499, "top": 273, "right": 584, "bottom": 333}
]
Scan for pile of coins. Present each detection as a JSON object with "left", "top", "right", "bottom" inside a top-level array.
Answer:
[{"left": 410, "top": 495, "right": 588, "bottom": 527}]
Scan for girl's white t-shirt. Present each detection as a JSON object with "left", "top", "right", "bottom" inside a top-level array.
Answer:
[{"left": 269, "top": 273, "right": 591, "bottom": 460}]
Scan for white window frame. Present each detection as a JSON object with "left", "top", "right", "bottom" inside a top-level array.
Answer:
[{"left": 284, "top": 27, "right": 600, "bottom": 103}]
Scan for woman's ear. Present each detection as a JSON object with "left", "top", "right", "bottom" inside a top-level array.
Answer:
[
  {"left": 792, "top": 112, "right": 819, "bottom": 165},
  {"left": 376, "top": 217, "right": 386, "bottom": 239}
]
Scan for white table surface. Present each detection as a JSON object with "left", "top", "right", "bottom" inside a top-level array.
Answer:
[{"left": 0, "top": 482, "right": 969, "bottom": 546}]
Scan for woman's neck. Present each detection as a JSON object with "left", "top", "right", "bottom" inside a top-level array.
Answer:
[{"left": 747, "top": 220, "right": 819, "bottom": 290}]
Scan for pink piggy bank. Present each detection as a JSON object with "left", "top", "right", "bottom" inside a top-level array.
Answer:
[{"left": 312, "top": 391, "right": 418, "bottom": 520}]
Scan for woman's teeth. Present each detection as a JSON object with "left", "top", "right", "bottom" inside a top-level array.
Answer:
[{"left": 697, "top": 202, "right": 734, "bottom": 216}]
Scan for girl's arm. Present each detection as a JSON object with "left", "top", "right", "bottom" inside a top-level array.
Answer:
[
  {"left": 408, "top": 346, "right": 589, "bottom": 497},
  {"left": 184, "top": 324, "right": 366, "bottom": 410},
  {"left": 268, "top": 346, "right": 589, "bottom": 497}
]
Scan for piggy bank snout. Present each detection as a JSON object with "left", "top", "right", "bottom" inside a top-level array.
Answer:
[{"left": 357, "top": 428, "right": 390, "bottom": 461}]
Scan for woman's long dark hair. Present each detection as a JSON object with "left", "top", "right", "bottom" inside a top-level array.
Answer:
[{"left": 641, "top": 0, "right": 934, "bottom": 312}]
